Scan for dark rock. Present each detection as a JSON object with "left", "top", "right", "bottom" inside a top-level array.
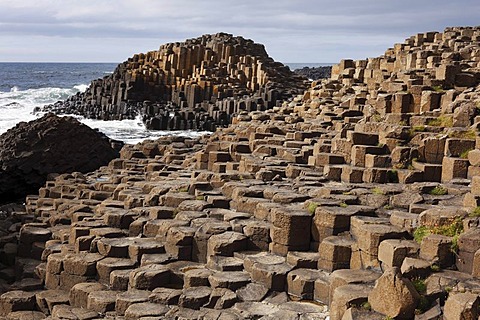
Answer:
[
  {"left": 0, "top": 113, "right": 121, "bottom": 202},
  {"left": 293, "top": 66, "right": 332, "bottom": 80}
]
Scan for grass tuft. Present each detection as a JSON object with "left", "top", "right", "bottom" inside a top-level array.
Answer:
[
  {"left": 469, "top": 206, "right": 480, "bottom": 217},
  {"left": 427, "top": 115, "right": 453, "bottom": 127},
  {"left": 413, "top": 217, "right": 464, "bottom": 253},
  {"left": 460, "top": 149, "right": 473, "bottom": 159},
  {"left": 429, "top": 186, "right": 447, "bottom": 196},
  {"left": 412, "top": 279, "right": 427, "bottom": 294},
  {"left": 308, "top": 202, "right": 318, "bottom": 214}
]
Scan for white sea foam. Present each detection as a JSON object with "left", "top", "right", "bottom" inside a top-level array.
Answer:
[
  {"left": 73, "top": 84, "right": 89, "bottom": 92},
  {"left": 0, "top": 85, "right": 209, "bottom": 144},
  {"left": 79, "top": 115, "right": 209, "bottom": 144},
  {"left": 0, "top": 87, "right": 78, "bottom": 134}
]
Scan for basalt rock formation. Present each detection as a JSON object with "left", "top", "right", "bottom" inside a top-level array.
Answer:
[
  {"left": 1, "top": 26, "right": 480, "bottom": 319},
  {"left": 293, "top": 66, "right": 332, "bottom": 80},
  {"left": 0, "top": 114, "right": 121, "bottom": 202},
  {"left": 43, "top": 33, "right": 308, "bottom": 131}
]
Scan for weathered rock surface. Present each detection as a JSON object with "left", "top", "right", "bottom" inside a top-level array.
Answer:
[
  {"left": 0, "top": 113, "right": 120, "bottom": 201},
  {"left": 293, "top": 66, "right": 332, "bottom": 80},
  {"left": 368, "top": 267, "right": 420, "bottom": 319}
]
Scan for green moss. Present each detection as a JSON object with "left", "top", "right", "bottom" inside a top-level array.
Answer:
[
  {"left": 431, "top": 85, "right": 444, "bottom": 93},
  {"left": 433, "top": 217, "right": 464, "bottom": 238},
  {"left": 372, "top": 187, "right": 384, "bottom": 195},
  {"left": 414, "top": 217, "right": 464, "bottom": 252},
  {"left": 408, "top": 126, "right": 426, "bottom": 139},
  {"left": 430, "top": 264, "right": 441, "bottom": 272},
  {"left": 195, "top": 195, "right": 205, "bottom": 201},
  {"left": 412, "top": 279, "right": 427, "bottom": 294},
  {"left": 429, "top": 186, "right": 447, "bottom": 196},
  {"left": 361, "top": 301, "right": 371, "bottom": 310},
  {"left": 408, "top": 126, "right": 427, "bottom": 140},
  {"left": 469, "top": 206, "right": 480, "bottom": 217},
  {"left": 427, "top": 115, "right": 453, "bottom": 127},
  {"left": 448, "top": 130, "right": 477, "bottom": 140},
  {"left": 414, "top": 226, "right": 431, "bottom": 244},
  {"left": 460, "top": 149, "right": 473, "bottom": 159},
  {"left": 308, "top": 202, "right": 318, "bottom": 214},
  {"left": 371, "top": 114, "right": 383, "bottom": 122},
  {"left": 451, "top": 234, "right": 460, "bottom": 253},
  {"left": 413, "top": 125, "right": 426, "bottom": 132},
  {"left": 339, "top": 202, "right": 348, "bottom": 208},
  {"left": 177, "top": 186, "right": 189, "bottom": 193}
]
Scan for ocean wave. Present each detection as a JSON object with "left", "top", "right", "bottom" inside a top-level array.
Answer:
[
  {"left": 0, "top": 84, "right": 88, "bottom": 134},
  {"left": 73, "top": 84, "right": 89, "bottom": 92}
]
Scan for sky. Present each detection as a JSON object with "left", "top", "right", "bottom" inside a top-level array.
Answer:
[{"left": 0, "top": 0, "right": 478, "bottom": 64}]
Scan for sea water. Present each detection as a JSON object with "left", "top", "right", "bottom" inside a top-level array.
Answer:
[{"left": 0, "top": 62, "right": 326, "bottom": 144}]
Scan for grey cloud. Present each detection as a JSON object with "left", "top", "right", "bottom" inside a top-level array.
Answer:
[{"left": 0, "top": 0, "right": 478, "bottom": 62}]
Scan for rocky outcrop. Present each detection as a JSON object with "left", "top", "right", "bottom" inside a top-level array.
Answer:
[
  {"left": 1, "top": 26, "right": 480, "bottom": 319},
  {"left": 43, "top": 33, "right": 308, "bottom": 131},
  {"left": 0, "top": 114, "right": 121, "bottom": 202},
  {"left": 293, "top": 66, "right": 332, "bottom": 80}
]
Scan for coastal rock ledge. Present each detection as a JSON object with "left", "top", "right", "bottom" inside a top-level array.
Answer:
[{"left": 0, "top": 114, "right": 120, "bottom": 201}]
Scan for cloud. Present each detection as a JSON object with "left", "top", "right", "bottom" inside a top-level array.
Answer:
[{"left": 0, "top": 0, "right": 478, "bottom": 62}]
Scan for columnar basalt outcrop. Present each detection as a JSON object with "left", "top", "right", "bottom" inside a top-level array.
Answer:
[
  {"left": 43, "top": 33, "right": 307, "bottom": 131},
  {"left": 2, "top": 27, "right": 480, "bottom": 319},
  {"left": 296, "top": 26, "right": 480, "bottom": 186}
]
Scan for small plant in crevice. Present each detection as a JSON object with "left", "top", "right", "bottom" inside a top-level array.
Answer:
[
  {"left": 429, "top": 186, "right": 447, "bottom": 196},
  {"left": 427, "top": 115, "right": 453, "bottom": 127},
  {"left": 412, "top": 279, "right": 427, "bottom": 294},
  {"left": 412, "top": 279, "right": 430, "bottom": 315},
  {"left": 360, "top": 301, "right": 371, "bottom": 311},
  {"left": 448, "top": 129, "right": 477, "bottom": 140},
  {"left": 177, "top": 186, "right": 189, "bottom": 193},
  {"left": 460, "top": 148, "right": 473, "bottom": 159},
  {"left": 408, "top": 126, "right": 427, "bottom": 140},
  {"left": 413, "top": 217, "right": 464, "bottom": 253},
  {"left": 307, "top": 202, "right": 318, "bottom": 214},
  {"left": 430, "top": 264, "right": 441, "bottom": 272},
  {"left": 469, "top": 206, "right": 480, "bottom": 217}
]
